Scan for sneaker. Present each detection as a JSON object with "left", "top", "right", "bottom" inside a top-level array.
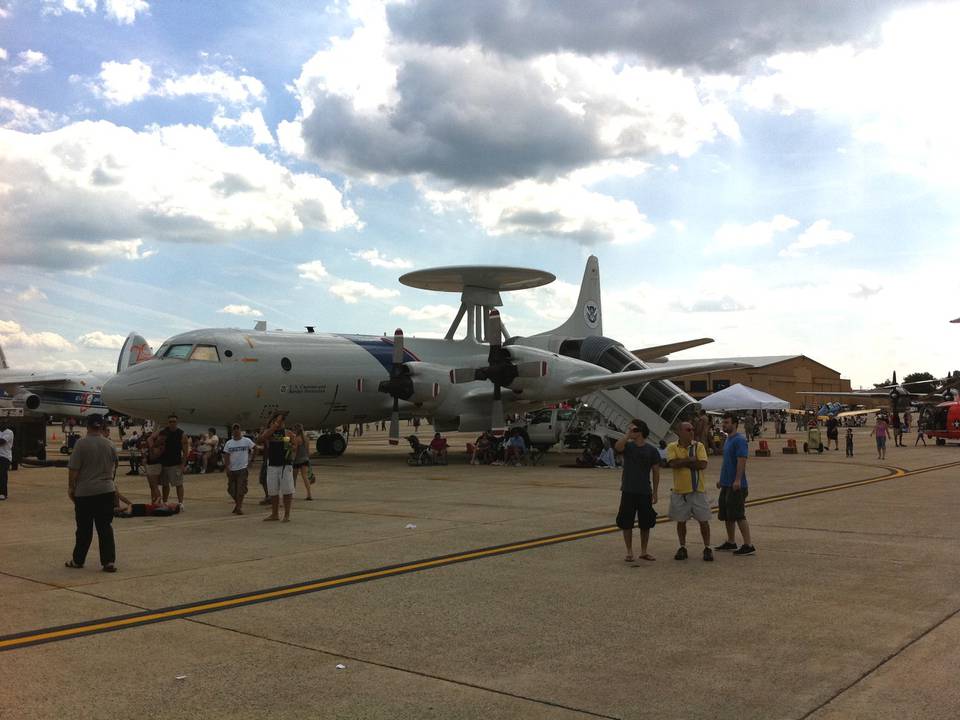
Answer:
[
  {"left": 674, "top": 546, "right": 688, "bottom": 560},
  {"left": 714, "top": 541, "right": 738, "bottom": 551},
  {"left": 0, "top": 495, "right": 6, "bottom": 500},
  {"left": 733, "top": 544, "right": 756, "bottom": 556},
  {"left": 703, "top": 547, "right": 714, "bottom": 562}
]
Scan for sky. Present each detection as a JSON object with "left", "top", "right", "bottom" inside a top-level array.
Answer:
[{"left": 1, "top": 0, "right": 959, "bottom": 388}]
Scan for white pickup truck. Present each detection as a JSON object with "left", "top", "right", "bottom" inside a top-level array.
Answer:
[{"left": 524, "top": 408, "right": 578, "bottom": 451}]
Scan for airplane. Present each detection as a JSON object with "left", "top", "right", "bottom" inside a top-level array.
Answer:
[
  {"left": 101, "top": 257, "right": 751, "bottom": 454},
  {"left": 0, "top": 333, "right": 152, "bottom": 418},
  {"left": 797, "top": 371, "right": 931, "bottom": 415}
]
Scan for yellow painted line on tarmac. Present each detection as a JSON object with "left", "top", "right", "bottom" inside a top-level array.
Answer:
[{"left": 3, "top": 459, "right": 959, "bottom": 653}]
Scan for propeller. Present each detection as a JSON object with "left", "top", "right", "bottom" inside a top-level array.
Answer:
[
  {"left": 376, "top": 329, "right": 443, "bottom": 445},
  {"left": 450, "top": 310, "right": 546, "bottom": 434},
  {"left": 378, "top": 328, "right": 410, "bottom": 445}
]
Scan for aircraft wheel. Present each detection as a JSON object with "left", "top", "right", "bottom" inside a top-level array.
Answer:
[
  {"left": 329, "top": 434, "right": 347, "bottom": 456},
  {"left": 316, "top": 433, "right": 348, "bottom": 456}
]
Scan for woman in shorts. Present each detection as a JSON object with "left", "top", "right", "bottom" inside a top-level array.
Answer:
[
  {"left": 144, "top": 430, "right": 164, "bottom": 504},
  {"left": 291, "top": 424, "right": 313, "bottom": 501}
]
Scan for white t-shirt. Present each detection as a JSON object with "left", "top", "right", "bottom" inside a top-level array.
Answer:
[
  {"left": 223, "top": 437, "right": 255, "bottom": 471},
  {"left": 0, "top": 429, "right": 12, "bottom": 461}
]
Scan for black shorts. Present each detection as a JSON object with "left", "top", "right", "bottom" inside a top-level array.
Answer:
[
  {"left": 616, "top": 492, "right": 657, "bottom": 530},
  {"left": 717, "top": 487, "right": 748, "bottom": 521}
]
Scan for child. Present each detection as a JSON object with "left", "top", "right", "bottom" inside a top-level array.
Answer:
[{"left": 845, "top": 427, "right": 854, "bottom": 457}]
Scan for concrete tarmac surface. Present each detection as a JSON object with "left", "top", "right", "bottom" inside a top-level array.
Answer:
[{"left": 1, "top": 425, "right": 960, "bottom": 719}]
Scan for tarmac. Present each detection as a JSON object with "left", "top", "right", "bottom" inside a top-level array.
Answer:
[{"left": 1, "top": 424, "right": 959, "bottom": 719}]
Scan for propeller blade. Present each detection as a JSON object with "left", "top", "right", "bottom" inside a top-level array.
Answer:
[
  {"left": 487, "top": 309, "right": 502, "bottom": 345},
  {"left": 491, "top": 397, "right": 505, "bottom": 435},
  {"left": 516, "top": 360, "right": 547, "bottom": 378},
  {"left": 388, "top": 397, "right": 400, "bottom": 445},
  {"left": 450, "top": 368, "right": 477, "bottom": 384},
  {"left": 893, "top": 370, "right": 897, "bottom": 385},
  {"left": 392, "top": 328, "right": 405, "bottom": 366}
]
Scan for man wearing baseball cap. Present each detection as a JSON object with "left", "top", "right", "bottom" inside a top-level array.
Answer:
[{"left": 65, "top": 414, "right": 119, "bottom": 572}]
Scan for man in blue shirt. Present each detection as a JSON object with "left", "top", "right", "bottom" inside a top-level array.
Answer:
[{"left": 715, "top": 413, "right": 755, "bottom": 556}]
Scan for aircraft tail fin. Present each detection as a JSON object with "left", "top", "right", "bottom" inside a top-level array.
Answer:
[
  {"left": 116, "top": 333, "right": 154, "bottom": 373},
  {"left": 0, "top": 343, "right": 7, "bottom": 370},
  {"left": 534, "top": 255, "right": 602, "bottom": 339}
]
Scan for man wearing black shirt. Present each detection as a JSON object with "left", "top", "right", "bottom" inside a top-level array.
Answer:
[
  {"left": 614, "top": 419, "right": 661, "bottom": 562},
  {"left": 159, "top": 415, "right": 190, "bottom": 508}
]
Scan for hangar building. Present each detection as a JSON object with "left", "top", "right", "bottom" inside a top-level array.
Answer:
[{"left": 667, "top": 355, "right": 853, "bottom": 410}]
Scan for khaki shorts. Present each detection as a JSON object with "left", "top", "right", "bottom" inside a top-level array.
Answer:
[
  {"left": 160, "top": 465, "right": 183, "bottom": 487},
  {"left": 227, "top": 469, "right": 249, "bottom": 500},
  {"left": 145, "top": 463, "right": 162, "bottom": 477},
  {"left": 669, "top": 491, "right": 712, "bottom": 523},
  {"left": 266, "top": 465, "right": 295, "bottom": 496}
]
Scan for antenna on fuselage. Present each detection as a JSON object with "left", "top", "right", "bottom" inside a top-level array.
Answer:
[{"left": 397, "top": 266, "right": 555, "bottom": 342}]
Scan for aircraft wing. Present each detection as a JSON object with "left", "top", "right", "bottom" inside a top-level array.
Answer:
[
  {"left": 0, "top": 372, "right": 80, "bottom": 389},
  {"left": 951, "top": 317, "right": 959, "bottom": 323},
  {"left": 562, "top": 361, "right": 753, "bottom": 396},
  {"left": 836, "top": 408, "right": 882, "bottom": 418},
  {"left": 797, "top": 390, "right": 918, "bottom": 400},
  {"left": 630, "top": 338, "right": 714, "bottom": 363}
]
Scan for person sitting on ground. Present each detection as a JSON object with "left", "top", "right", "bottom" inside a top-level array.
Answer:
[
  {"left": 407, "top": 435, "right": 429, "bottom": 464},
  {"left": 576, "top": 438, "right": 600, "bottom": 467},
  {"left": 504, "top": 428, "right": 527, "bottom": 466},
  {"left": 429, "top": 432, "right": 449, "bottom": 464},
  {"left": 597, "top": 438, "right": 617, "bottom": 468}
]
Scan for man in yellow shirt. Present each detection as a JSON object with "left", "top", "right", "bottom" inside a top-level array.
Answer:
[{"left": 666, "top": 420, "right": 712, "bottom": 561}]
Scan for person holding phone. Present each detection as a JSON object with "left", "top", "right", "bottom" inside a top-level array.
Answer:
[{"left": 613, "top": 419, "right": 660, "bottom": 562}]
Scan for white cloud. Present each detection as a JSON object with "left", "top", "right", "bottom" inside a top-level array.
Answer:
[
  {"left": 426, "top": 178, "right": 654, "bottom": 245},
  {"left": 44, "top": 0, "right": 97, "bottom": 16},
  {"left": 213, "top": 107, "right": 275, "bottom": 146},
  {"left": 711, "top": 214, "right": 799, "bottom": 252},
  {"left": 12, "top": 50, "right": 50, "bottom": 75},
  {"left": 0, "top": 120, "right": 360, "bottom": 269},
  {"left": 43, "top": 0, "right": 148, "bottom": 24},
  {"left": 780, "top": 219, "right": 854, "bottom": 257},
  {"left": 0, "top": 49, "right": 7, "bottom": 62},
  {"left": 77, "top": 331, "right": 126, "bottom": 349},
  {"left": 97, "top": 59, "right": 153, "bottom": 105},
  {"left": 296, "top": 260, "right": 330, "bottom": 282},
  {"left": 94, "top": 61, "right": 265, "bottom": 109},
  {"left": 277, "top": 119, "right": 306, "bottom": 157},
  {"left": 390, "top": 304, "right": 457, "bottom": 322},
  {"left": 352, "top": 248, "right": 412, "bottom": 269},
  {"left": 288, "top": 3, "right": 739, "bottom": 187},
  {"left": 327, "top": 280, "right": 399, "bottom": 304},
  {"left": 219, "top": 304, "right": 263, "bottom": 317},
  {"left": 161, "top": 70, "right": 265, "bottom": 105},
  {"left": 103, "top": 0, "right": 148, "bottom": 25},
  {"left": 0, "top": 97, "right": 66, "bottom": 131},
  {"left": 0, "top": 321, "right": 74, "bottom": 351},
  {"left": 297, "top": 260, "right": 399, "bottom": 304},
  {"left": 16, "top": 286, "right": 47, "bottom": 302},
  {"left": 740, "top": 3, "right": 960, "bottom": 185}
]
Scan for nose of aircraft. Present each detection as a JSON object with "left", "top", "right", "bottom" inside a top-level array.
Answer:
[{"left": 102, "top": 368, "right": 170, "bottom": 417}]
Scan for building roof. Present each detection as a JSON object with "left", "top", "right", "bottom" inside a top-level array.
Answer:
[{"left": 665, "top": 355, "right": 843, "bottom": 377}]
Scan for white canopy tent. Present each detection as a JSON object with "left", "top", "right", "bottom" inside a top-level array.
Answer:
[{"left": 699, "top": 383, "right": 790, "bottom": 411}]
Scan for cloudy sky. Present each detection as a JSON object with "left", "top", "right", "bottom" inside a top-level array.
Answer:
[{"left": 1, "top": 0, "right": 959, "bottom": 387}]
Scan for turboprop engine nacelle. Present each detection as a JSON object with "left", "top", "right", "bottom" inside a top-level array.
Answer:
[{"left": 12, "top": 391, "right": 41, "bottom": 410}]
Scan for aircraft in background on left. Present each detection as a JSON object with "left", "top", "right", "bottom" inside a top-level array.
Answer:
[{"left": 0, "top": 333, "right": 152, "bottom": 418}]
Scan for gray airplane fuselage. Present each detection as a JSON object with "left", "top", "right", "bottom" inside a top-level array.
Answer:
[{"left": 101, "top": 328, "right": 559, "bottom": 431}]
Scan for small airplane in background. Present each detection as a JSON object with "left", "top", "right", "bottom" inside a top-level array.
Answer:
[
  {"left": 798, "top": 370, "right": 948, "bottom": 416},
  {"left": 0, "top": 334, "right": 152, "bottom": 418},
  {"left": 102, "top": 256, "right": 750, "bottom": 452}
]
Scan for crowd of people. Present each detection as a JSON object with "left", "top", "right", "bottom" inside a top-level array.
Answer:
[{"left": 0, "top": 398, "right": 934, "bottom": 575}]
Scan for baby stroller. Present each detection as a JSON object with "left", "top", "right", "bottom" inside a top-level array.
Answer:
[{"left": 406, "top": 436, "right": 433, "bottom": 466}]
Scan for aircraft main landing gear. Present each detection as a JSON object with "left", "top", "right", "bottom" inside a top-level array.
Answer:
[{"left": 316, "top": 432, "right": 348, "bottom": 457}]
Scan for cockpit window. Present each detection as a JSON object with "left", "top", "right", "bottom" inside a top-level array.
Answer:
[
  {"left": 163, "top": 344, "right": 193, "bottom": 360},
  {"left": 190, "top": 345, "right": 220, "bottom": 362}
]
